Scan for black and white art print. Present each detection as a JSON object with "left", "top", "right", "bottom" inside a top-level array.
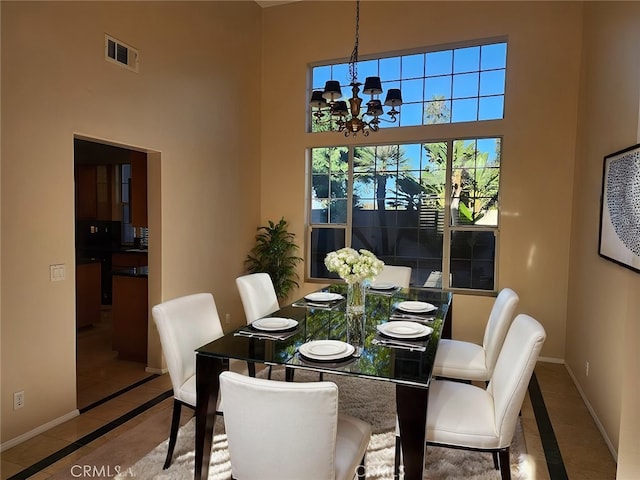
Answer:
[{"left": 599, "top": 144, "right": 640, "bottom": 273}]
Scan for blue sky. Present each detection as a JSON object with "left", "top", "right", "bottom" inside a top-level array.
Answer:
[{"left": 312, "top": 42, "right": 507, "bottom": 127}]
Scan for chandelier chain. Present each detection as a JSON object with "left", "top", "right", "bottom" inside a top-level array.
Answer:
[
  {"left": 308, "top": 0, "right": 401, "bottom": 136},
  {"left": 348, "top": 0, "right": 360, "bottom": 85}
]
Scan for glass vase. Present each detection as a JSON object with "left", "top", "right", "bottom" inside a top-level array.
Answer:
[
  {"left": 347, "top": 281, "right": 366, "bottom": 315},
  {"left": 346, "top": 282, "right": 366, "bottom": 357}
]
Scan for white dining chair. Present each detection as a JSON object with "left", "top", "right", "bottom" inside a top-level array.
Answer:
[
  {"left": 235, "top": 272, "right": 280, "bottom": 324},
  {"left": 433, "top": 287, "right": 519, "bottom": 382},
  {"left": 374, "top": 265, "right": 412, "bottom": 288},
  {"left": 396, "top": 314, "right": 546, "bottom": 480},
  {"left": 151, "top": 293, "right": 226, "bottom": 469},
  {"left": 235, "top": 272, "right": 280, "bottom": 377},
  {"left": 219, "top": 371, "right": 372, "bottom": 480}
]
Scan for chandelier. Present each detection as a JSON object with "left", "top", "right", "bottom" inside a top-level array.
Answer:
[{"left": 309, "top": 0, "right": 402, "bottom": 137}]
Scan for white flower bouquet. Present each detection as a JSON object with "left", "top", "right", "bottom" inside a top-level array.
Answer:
[{"left": 324, "top": 248, "right": 384, "bottom": 284}]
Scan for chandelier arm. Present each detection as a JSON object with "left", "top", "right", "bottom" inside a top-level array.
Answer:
[{"left": 366, "top": 115, "right": 400, "bottom": 124}]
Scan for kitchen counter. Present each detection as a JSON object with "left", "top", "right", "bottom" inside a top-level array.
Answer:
[
  {"left": 112, "top": 266, "right": 148, "bottom": 278},
  {"left": 76, "top": 257, "right": 102, "bottom": 265}
]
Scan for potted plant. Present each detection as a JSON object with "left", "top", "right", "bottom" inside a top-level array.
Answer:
[{"left": 245, "top": 218, "right": 303, "bottom": 300}]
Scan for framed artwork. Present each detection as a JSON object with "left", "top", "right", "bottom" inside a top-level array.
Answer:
[{"left": 598, "top": 143, "right": 640, "bottom": 273}]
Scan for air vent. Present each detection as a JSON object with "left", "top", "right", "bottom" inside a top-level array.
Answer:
[{"left": 105, "top": 34, "right": 139, "bottom": 72}]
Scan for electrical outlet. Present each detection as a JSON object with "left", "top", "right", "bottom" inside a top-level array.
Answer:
[
  {"left": 14, "top": 391, "right": 25, "bottom": 410},
  {"left": 585, "top": 361, "right": 590, "bottom": 377},
  {"left": 225, "top": 313, "right": 231, "bottom": 325}
]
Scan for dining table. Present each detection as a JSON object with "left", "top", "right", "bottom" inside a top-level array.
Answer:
[{"left": 194, "top": 284, "right": 453, "bottom": 480}]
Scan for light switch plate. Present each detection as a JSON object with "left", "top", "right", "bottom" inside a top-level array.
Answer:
[{"left": 50, "top": 264, "right": 65, "bottom": 282}]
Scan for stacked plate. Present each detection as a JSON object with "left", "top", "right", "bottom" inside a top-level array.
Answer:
[
  {"left": 377, "top": 321, "right": 433, "bottom": 340},
  {"left": 251, "top": 317, "right": 298, "bottom": 332},
  {"left": 395, "top": 301, "right": 437, "bottom": 314},
  {"left": 304, "top": 292, "right": 344, "bottom": 302},
  {"left": 298, "top": 340, "right": 355, "bottom": 362},
  {"left": 368, "top": 281, "right": 397, "bottom": 291}
]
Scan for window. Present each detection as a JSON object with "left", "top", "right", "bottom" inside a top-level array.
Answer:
[
  {"left": 310, "top": 41, "right": 507, "bottom": 132},
  {"left": 307, "top": 39, "right": 506, "bottom": 292},
  {"left": 309, "top": 138, "right": 501, "bottom": 291}
]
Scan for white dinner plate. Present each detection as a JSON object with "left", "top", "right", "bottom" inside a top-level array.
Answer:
[
  {"left": 377, "top": 321, "right": 433, "bottom": 339},
  {"left": 304, "top": 292, "right": 344, "bottom": 302},
  {"left": 251, "top": 317, "right": 298, "bottom": 332},
  {"left": 369, "top": 282, "right": 397, "bottom": 290},
  {"left": 299, "top": 340, "right": 355, "bottom": 361},
  {"left": 396, "top": 301, "right": 437, "bottom": 313}
]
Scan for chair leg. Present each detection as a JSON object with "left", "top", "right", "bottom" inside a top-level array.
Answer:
[
  {"left": 492, "top": 451, "right": 499, "bottom": 469},
  {"left": 393, "top": 434, "right": 401, "bottom": 478},
  {"left": 357, "top": 454, "right": 366, "bottom": 480},
  {"left": 498, "top": 447, "right": 511, "bottom": 480},
  {"left": 285, "top": 366, "right": 295, "bottom": 382},
  {"left": 267, "top": 365, "right": 273, "bottom": 379},
  {"left": 163, "top": 399, "right": 182, "bottom": 469},
  {"left": 247, "top": 361, "right": 256, "bottom": 377}
]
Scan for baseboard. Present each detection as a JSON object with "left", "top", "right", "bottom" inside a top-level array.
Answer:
[
  {"left": 145, "top": 366, "right": 166, "bottom": 375},
  {"left": 0, "top": 409, "right": 80, "bottom": 452},
  {"left": 564, "top": 363, "right": 618, "bottom": 461},
  {"left": 539, "top": 356, "right": 565, "bottom": 364}
]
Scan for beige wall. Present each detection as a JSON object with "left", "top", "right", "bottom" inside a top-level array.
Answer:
[
  {"left": 567, "top": 1, "right": 640, "bottom": 465},
  {"left": 261, "top": 1, "right": 583, "bottom": 356},
  {"left": 3, "top": 1, "right": 639, "bottom": 471},
  {"left": 1, "top": 1, "right": 262, "bottom": 443}
]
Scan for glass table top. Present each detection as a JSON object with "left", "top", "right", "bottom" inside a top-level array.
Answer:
[{"left": 196, "top": 285, "right": 452, "bottom": 387}]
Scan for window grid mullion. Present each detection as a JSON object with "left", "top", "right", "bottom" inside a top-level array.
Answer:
[
  {"left": 442, "top": 140, "right": 454, "bottom": 289},
  {"left": 346, "top": 146, "right": 354, "bottom": 248}
]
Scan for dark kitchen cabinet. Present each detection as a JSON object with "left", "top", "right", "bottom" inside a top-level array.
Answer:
[
  {"left": 112, "top": 270, "right": 148, "bottom": 363},
  {"left": 112, "top": 251, "right": 148, "bottom": 269},
  {"left": 76, "top": 165, "right": 98, "bottom": 219},
  {"left": 75, "top": 165, "right": 113, "bottom": 221}
]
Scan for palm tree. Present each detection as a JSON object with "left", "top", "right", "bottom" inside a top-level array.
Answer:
[
  {"left": 423, "top": 139, "right": 500, "bottom": 225},
  {"left": 354, "top": 145, "right": 409, "bottom": 254},
  {"left": 311, "top": 146, "right": 349, "bottom": 223}
]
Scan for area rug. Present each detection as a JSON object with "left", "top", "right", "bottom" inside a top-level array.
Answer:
[{"left": 119, "top": 368, "right": 531, "bottom": 480}]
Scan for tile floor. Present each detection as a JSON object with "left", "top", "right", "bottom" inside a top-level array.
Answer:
[
  {"left": 1, "top": 308, "right": 618, "bottom": 479},
  {"left": 75, "top": 307, "right": 156, "bottom": 411},
  {"left": 1, "top": 307, "right": 170, "bottom": 480}
]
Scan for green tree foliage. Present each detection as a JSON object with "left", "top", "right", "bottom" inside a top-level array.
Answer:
[
  {"left": 311, "top": 146, "right": 349, "bottom": 223},
  {"left": 354, "top": 144, "right": 409, "bottom": 210},
  {"left": 388, "top": 176, "right": 425, "bottom": 212},
  {"left": 423, "top": 139, "right": 500, "bottom": 225}
]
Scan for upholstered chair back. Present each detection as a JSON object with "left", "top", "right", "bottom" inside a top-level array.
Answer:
[
  {"left": 235, "top": 273, "right": 280, "bottom": 324},
  {"left": 375, "top": 265, "right": 412, "bottom": 289},
  {"left": 488, "top": 314, "right": 546, "bottom": 447},
  {"left": 220, "top": 372, "right": 341, "bottom": 480},
  {"left": 482, "top": 287, "right": 519, "bottom": 377},
  {"left": 152, "top": 293, "right": 224, "bottom": 405}
]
